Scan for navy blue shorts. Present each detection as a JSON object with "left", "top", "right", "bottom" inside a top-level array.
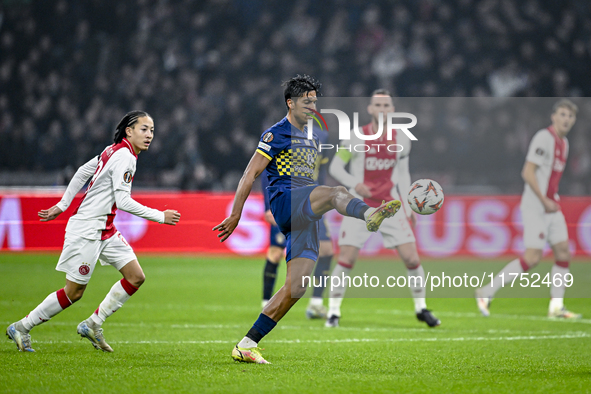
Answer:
[
  {"left": 269, "top": 224, "right": 287, "bottom": 248},
  {"left": 269, "top": 184, "right": 322, "bottom": 262},
  {"left": 318, "top": 216, "right": 331, "bottom": 242}
]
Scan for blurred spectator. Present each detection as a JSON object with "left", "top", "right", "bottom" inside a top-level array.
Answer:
[{"left": 0, "top": 0, "right": 589, "bottom": 194}]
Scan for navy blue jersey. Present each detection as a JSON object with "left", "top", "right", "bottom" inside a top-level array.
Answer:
[
  {"left": 261, "top": 127, "right": 327, "bottom": 210},
  {"left": 313, "top": 128, "right": 330, "bottom": 185},
  {"left": 256, "top": 117, "right": 319, "bottom": 201}
]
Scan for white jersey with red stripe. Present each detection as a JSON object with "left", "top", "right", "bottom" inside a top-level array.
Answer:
[
  {"left": 329, "top": 123, "right": 412, "bottom": 212},
  {"left": 521, "top": 125, "right": 569, "bottom": 212},
  {"left": 56, "top": 139, "right": 164, "bottom": 241}
]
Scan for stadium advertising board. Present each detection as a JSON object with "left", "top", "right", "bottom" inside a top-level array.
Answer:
[{"left": 1, "top": 193, "right": 590, "bottom": 257}]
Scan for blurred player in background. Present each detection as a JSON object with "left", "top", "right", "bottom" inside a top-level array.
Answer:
[
  {"left": 260, "top": 129, "right": 334, "bottom": 319},
  {"left": 476, "top": 99, "right": 580, "bottom": 319},
  {"left": 214, "top": 75, "right": 401, "bottom": 364},
  {"left": 326, "top": 90, "right": 440, "bottom": 328},
  {"left": 6, "top": 111, "right": 181, "bottom": 353}
]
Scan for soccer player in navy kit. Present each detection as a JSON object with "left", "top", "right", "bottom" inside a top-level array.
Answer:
[
  {"left": 260, "top": 127, "right": 334, "bottom": 319},
  {"left": 213, "top": 75, "right": 401, "bottom": 364}
]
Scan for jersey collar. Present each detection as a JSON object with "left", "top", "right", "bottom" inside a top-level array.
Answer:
[{"left": 121, "top": 138, "right": 138, "bottom": 159}]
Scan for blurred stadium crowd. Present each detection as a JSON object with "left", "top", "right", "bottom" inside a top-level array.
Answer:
[{"left": 0, "top": 0, "right": 590, "bottom": 194}]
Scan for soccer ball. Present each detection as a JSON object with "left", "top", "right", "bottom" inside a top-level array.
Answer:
[{"left": 407, "top": 179, "right": 444, "bottom": 215}]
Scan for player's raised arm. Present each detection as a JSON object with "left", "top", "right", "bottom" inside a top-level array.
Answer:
[
  {"left": 329, "top": 149, "right": 371, "bottom": 198},
  {"left": 38, "top": 156, "right": 98, "bottom": 222},
  {"left": 111, "top": 155, "right": 181, "bottom": 225},
  {"left": 213, "top": 151, "right": 270, "bottom": 242}
]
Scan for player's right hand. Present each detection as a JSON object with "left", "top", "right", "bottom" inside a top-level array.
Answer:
[
  {"left": 264, "top": 209, "right": 277, "bottom": 225},
  {"left": 543, "top": 198, "right": 559, "bottom": 213},
  {"left": 38, "top": 205, "right": 63, "bottom": 222},
  {"left": 354, "top": 183, "right": 372, "bottom": 198},
  {"left": 163, "top": 209, "right": 181, "bottom": 225},
  {"left": 212, "top": 215, "right": 240, "bottom": 242}
]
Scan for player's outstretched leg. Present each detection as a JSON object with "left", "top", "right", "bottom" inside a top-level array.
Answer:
[
  {"left": 397, "top": 243, "right": 441, "bottom": 328},
  {"left": 306, "top": 253, "right": 331, "bottom": 319},
  {"left": 6, "top": 286, "right": 77, "bottom": 352},
  {"left": 80, "top": 278, "right": 136, "bottom": 353},
  {"left": 547, "top": 251, "right": 581, "bottom": 319},
  {"left": 474, "top": 291, "right": 492, "bottom": 317},
  {"left": 309, "top": 186, "right": 401, "bottom": 233},
  {"left": 365, "top": 200, "right": 401, "bottom": 232},
  {"left": 78, "top": 276, "right": 140, "bottom": 352},
  {"left": 475, "top": 257, "right": 530, "bottom": 316},
  {"left": 232, "top": 257, "right": 316, "bottom": 364},
  {"left": 6, "top": 322, "right": 35, "bottom": 352},
  {"left": 326, "top": 260, "right": 352, "bottom": 328},
  {"left": 416, "top": 309, "right": 441, "bottom": 327},
  {"left": 548, "top": 265, "right": 580, "bottom": 319},
  {"left": 77, "top": 320, "right": 113, "bottom": 352}
]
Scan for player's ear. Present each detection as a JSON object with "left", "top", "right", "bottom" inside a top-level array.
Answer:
[
  {"left": 126, "top": 126, "right": 132, "bottom": 138},
  {"left": 288, "top": 99, "right": 294, "bottom": 109}
]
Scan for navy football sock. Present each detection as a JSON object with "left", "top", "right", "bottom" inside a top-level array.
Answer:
[
  {"left": 263, "top": 259, "right": 278, "bottom": 301},
  {"left": 345, "top": 198, "right": 370, "bottom": 220},
  {"left": 246, "top": 313, "right": 277, "bottom": 343},
  {"left": 312, "top": 255, "right": 333, "bottom": 298}
]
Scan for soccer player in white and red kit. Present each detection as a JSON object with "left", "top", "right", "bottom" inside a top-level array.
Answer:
[
  {"left": 476, "top": 99, "right": 580, "bottom": 319},
  {"left": 326, "top": 90, "right": 440, "bottom": 328},
  {"left": 6, "top": 111, "right": 181, "bottom": 352}
]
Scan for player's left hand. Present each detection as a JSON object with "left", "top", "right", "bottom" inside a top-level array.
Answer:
[
  {"left": 38, "top": 205, "right": 63, "bottom": 222},
  {"left": 212, "top": 215, "right": 240, "bottom": 242}
]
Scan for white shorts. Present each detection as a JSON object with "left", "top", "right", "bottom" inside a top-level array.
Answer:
[
  {"left": 338, "top": 214, "right": 416, "bottom": 249},
  {"left": 56, "top": 231, "right": 137, "bottom": 285},
  {"left": 521, "top": 206, "right": 569, "bottom": 250}
]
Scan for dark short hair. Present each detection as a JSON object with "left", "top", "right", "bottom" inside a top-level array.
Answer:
[
  {"left": 552, "top": 99, "right": 578, "bottom": 115},
  {"left": 282, "top": 74, "right": 321, "bottom": 109},
  {"left": 371, "top": 89, "right": 392, "bottom": 97},
  {"left": 113, "top": 110, "right": 151, "bottom": 143}
]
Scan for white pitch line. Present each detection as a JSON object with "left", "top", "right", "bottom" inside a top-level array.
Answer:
[
  {"left": 0, "top": 321, "right": 561, "bottom": 335},
  {"left": 24, "top": 332, "right": 591, "bottom": 346},
  {"left": 370, "top": 309, "right": 591, "bottom": 325}
]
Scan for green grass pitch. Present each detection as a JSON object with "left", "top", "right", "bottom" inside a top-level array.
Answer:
[{"left": 1, "top": 254, "right": 590, "bottom": 393}]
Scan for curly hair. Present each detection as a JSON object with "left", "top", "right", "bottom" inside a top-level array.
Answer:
[{"left": 281, "top": 74, "right": 322, "bottom": 109}]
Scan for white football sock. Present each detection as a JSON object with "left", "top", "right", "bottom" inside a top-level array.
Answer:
[
  {"left": 238, "top": 337, "right": 258, "bottom": 348},
  {"left": 549, "top": 263, "right": 569, "bottom": 311},
  {"left": 480, "top": 258, "right": 524, "bottom": 298},
  {"left": 20, "top": 289, "right": 72, "bottom": 332},
  {"left": 308, "top": 297, "right": 323, "bottom": 307},
  {"left": 407, "top": 265, "right": 427, "bottom": 313},
  {"left": 328, "top": 263, "right": 352, "bottom": 317},
  {"left": 549, "top": 297, "right": 564, "bottom": 312},
  {"left": 363, "top": 208, "right": 374, "bottom": 220},
  {"left": 90, "top": 279, "right": 137, "bottom": 326}
]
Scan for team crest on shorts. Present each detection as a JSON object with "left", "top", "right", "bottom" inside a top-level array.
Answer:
[
  {"left": 263, "top": 132, "right": 274, "bottom": 143},
  {"left": 123, "top": 171, "right": 132, "bottom": 183},
  {"left": 79, "top": 263, "right": 90, "bottom": 275}
]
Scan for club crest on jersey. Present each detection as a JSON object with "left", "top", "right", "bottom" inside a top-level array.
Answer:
[
  {"left": 79, "top": 263, "right": 90, "bottom": 275},
  {"left": 123, "top": 171, "right": 132, "bottom": 183},
  {"left": 263, "top": 132, "right": 274, "bottom": 143}
]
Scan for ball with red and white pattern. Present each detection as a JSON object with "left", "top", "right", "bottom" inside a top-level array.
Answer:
[{"left": 407, "top": 179, "right": 444, "bottom": 215}]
